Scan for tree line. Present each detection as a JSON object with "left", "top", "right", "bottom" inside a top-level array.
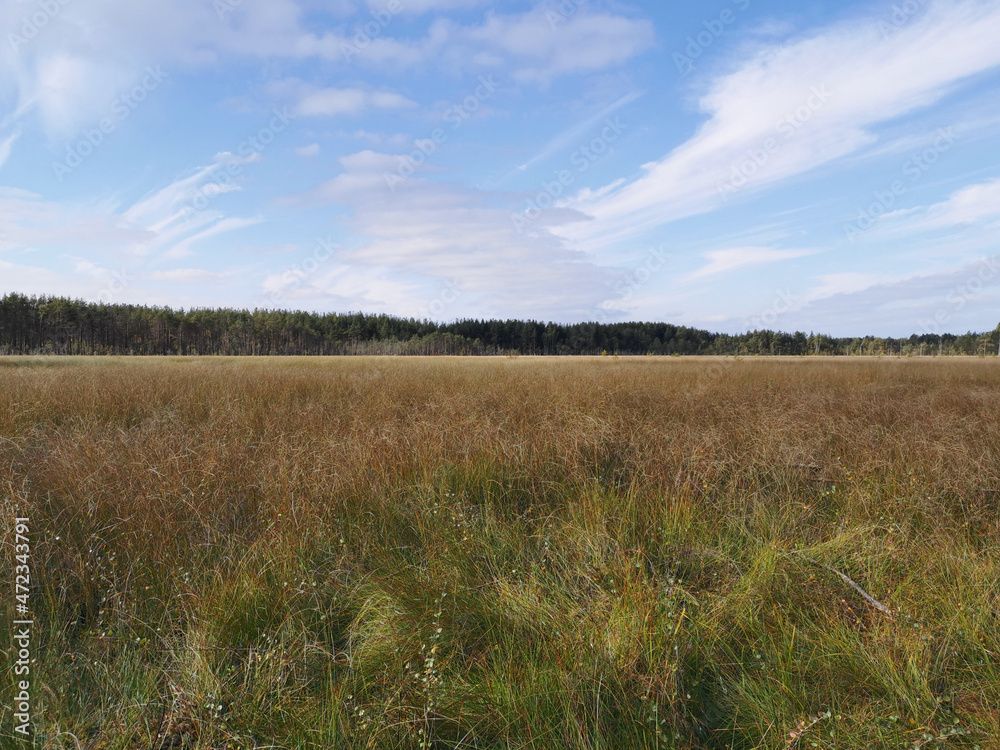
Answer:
[{"left": 1, "top": 293, "right": 998, "bottom": 357}]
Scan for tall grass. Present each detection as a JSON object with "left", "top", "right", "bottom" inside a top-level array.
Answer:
[{"left": 1, "top": 356, "right": 998, "bottom": 749}]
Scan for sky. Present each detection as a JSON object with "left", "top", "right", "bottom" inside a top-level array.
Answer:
[{"left": 1, "top": 0, "right": 1000, "bottom": 337}]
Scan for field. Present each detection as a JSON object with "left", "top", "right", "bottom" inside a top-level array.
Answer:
[{"left": 1, "top": 356, "right": 998, "bottom": 749}]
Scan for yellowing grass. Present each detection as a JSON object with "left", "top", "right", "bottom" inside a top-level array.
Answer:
[{"left": 1, "top": 356, "right": 998, "bottom": 749}]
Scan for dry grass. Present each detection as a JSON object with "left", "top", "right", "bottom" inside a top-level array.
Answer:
[{"left": 1, "top": 355, "right": 999, "bottom": 749}]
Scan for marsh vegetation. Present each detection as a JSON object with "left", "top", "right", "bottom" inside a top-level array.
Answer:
[{"left": 1, "top": 356, "right": 998, "bottom": 749}]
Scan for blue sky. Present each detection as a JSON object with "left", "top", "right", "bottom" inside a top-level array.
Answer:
[{"left": 2, "top": 0, "right": 1000, "bottom": 336}]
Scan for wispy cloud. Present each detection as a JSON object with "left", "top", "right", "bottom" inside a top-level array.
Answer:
[
  {"left": 499, "top": 90, "right": 642, "bottom": 183},
  {"left": 294, "top": 143, "right": 321, "bottom": 158},
  {"left": 558, "top": 0, "right": 1000, "bottom": 252},
  {"left": 287, "top": 149, "right": 621, "bottom": 320},
  {"left": 146, "top": 268, "right": 228, "bottom": 282},
  {"left": 2, "top": 0, "right": 999, "bottom": 334},
  {"left": 269, "top": 81, "right": 418, "bottom": 117},
  {"left": 0, "top": 129, "right": 20, "bottom": 169},
  {"left": 916, "top": 177, "right": 1000, "bottom": 228},
  {"left": 685, "top": 247, "right": 817, "bottom": 281}
]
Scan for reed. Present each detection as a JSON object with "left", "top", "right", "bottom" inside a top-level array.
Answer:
[{"left": 1, "top": 356, "right": 997, "bottom": 749}]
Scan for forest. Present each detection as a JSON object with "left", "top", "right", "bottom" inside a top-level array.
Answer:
[{"left": 1, "top": 292, "right": 998, "bottom": 356}]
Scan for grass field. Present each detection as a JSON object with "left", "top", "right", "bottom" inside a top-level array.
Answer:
[{"left": 1, "top": 356, "right": 999, "bottom": 749}]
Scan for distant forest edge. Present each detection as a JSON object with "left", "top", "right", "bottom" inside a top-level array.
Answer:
[{"left": 2, "top": 293, "right": 999, "bottom": 357}]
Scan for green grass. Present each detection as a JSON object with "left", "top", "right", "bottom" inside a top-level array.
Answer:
[{"left": 1, "top": 356, "right": 998, "bottom": 749}]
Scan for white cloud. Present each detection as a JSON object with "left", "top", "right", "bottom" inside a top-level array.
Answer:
[
  {"left": 119, "top": 151, "right": 261, "bottom": 247},
  {"left": 294, "top": 143, "right": 321, "bottom": 157},
  {"left": 146, "top": 268, "right": 226, "bottom": 282},
  {"left": 0, "top": 145, "right": 262, "bottom": 275},
  {"left": 265, "top": 78, "right": 416, "bottom": 117},
  {"left": 31, "top": 54, "right": 132, "bottom": 139},
  {"left": 259, "top": 262, "right": 422, "bottom": 313},
  {"left": 0, "top": 149, "right": 269, "bottom": 309},
  {"left": 0, "top": 0, "right": 654, "bottom": 151},
  {"left": 294, "top": 87, "right": 416, "bottom": 116},
  {"left": 501, "top": 91, "right": 642, "bottom": 181},
  {"left": 335, "top": 130, "right": 412, "bottom": 147},
  {"left": 0, "top": 129, "right": 19, "bottom": 169},
  {"left": 920, "top": 177, "right": 1000, "bottom": 227},
  {"left": 865, "top": 177, "right": 1000, "bottom": 240},
  {"left": 239, "top": 243, "right": 299, "bottom": 255},
  {"left": 787, "top": 256, "right": 1000, "bottom": 335},
  {"left": 556, "top": 0, "right": 1000, "bottom": 252},
  {"left": 0, "top": 257, "right": 110, "bottom": 300},
  {"left": 301, "top": 8, "right": 653, "bottom": 81},
  {"left": 466, "top": 8, "right": 655, "bottom": 83},
  {"left": 162, "top": 217, "right": 262, "bottom": 259},
  {"left": 286, "top": 149, "right": 622, "bottom": 320},
  {"left": 365, "top": 0, "right": 486, "bottom": 13},
  {"left": 0, "top": 188, "right": 154, "bottom": 251},
  {"left": 801, "top": 272, "right": 885, "bottom": 303},
  {"left": 685, "top": 247, "right": 817, "bottom": 281}
]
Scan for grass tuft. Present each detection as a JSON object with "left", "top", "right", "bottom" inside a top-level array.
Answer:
[{"left": 1, "top": 356, "right": 999, "bottom": 748}]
